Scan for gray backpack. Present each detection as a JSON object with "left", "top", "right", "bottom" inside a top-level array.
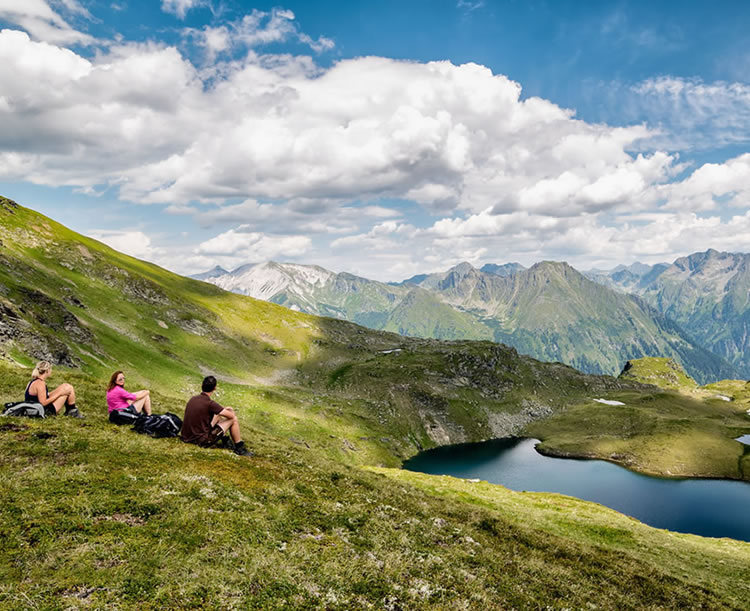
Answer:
[{"left": 3, "top": 401, "right": 46, "bottom": 418}]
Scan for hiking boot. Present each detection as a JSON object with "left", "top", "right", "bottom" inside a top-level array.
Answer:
[
  {"left": 233, "top": 441, "right": 253, "bottom": 457},
  {"left": 218, "top": 435, "right": 235, "bottom": 451},
  {"left": 64, "top": 407, "right": 84, "bottom": 419}
]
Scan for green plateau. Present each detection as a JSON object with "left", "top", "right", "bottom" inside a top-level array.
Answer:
[{"left": 1, "top": 197, "right": 750, "bottom": 609}]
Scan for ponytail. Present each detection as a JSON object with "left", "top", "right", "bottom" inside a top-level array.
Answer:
[{"left": 31, "top": 360, "right": 52, "bottom": 379}]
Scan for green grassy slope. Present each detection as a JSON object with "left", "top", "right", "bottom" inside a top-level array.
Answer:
[
  {"left": 381, "top": 287, "right": 491, "bottom": 341},
  {"left": 619, "top": 356, "right": 699, "bottom": 391},
  {"left": 1, "top": 364, "right": 749, "bottom": 610},
  {"left": 1, "top": 198, "right": 748, "bottom": 476}
]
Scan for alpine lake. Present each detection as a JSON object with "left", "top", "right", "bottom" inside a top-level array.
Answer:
[{"left": 403, "top": 437, "right": 750, "bottom": 542}]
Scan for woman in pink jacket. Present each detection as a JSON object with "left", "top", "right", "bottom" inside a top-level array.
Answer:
[{"left": 106, "top": 370, "right": 152, "bottom": 425}]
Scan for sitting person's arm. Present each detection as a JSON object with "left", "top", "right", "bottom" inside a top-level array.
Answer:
[
  {"left": 118, "top": 386, "right": 138, "bottom": 404},
  {"left": 107, "top": 386, "right": 137, "bottom": 410},
  {"left": 31, "top": 379, "right": 51, "bottom": 406}
]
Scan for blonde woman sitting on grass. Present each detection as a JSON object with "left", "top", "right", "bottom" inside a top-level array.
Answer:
[
  {"left": 106, "top": 370, "right": 152, "bottom": 425},
  {"left": 24, "top": 360, "right": 83, "bottom": 418}
]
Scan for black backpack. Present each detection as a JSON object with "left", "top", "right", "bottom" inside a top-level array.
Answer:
[
  {"left": 3, "top": 401, "right": 46, "bottom": 418},
  {"left": 132, "top": 412, "right": 182, "bottom": 438}
]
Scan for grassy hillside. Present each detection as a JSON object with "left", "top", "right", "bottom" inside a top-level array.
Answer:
[
  {"left": 1, "top": 363, "right": 749, "bottom": 610},
  {"left": 1, "top": 198, "right": 748, "bottom": 476},
  {"left": 619, "top": 356, "right": 699, "bottom": 391},
  {"left": 381, "top": 287, "right": 491, "bottom": 341},
  {"left": 1, "top": 198, "right": 748, "bottom": 474},
  {"left": 3, "top": 199, "right": 750, "bottom": 607}
]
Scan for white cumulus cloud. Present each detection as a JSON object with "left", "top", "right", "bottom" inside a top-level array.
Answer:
[
  {"left": 161, "top": 0, "right": 206, "bottom": 20},
  {"left": 0, "top": 0, "right": 93, "bottom": 44},
  {"left": 659, "top": 153, "right": 750, "bottom": 211},
  {"left": 195, "top": 226, "right": 312, "bottom": 269},
  {"left": 3, "top": 17, "right": 750, "bottom": 280},
  {"left": 0, "top": 31, "right": 666, "bottom": 218},
  {"left": 89, "top": 229, "right": 165, "bottom": 260}
]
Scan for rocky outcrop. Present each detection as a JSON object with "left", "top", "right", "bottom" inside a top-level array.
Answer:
[
  {"left": 0, "top": 196, "right": 19, "bottom": 214},
  {"left": 486, "top": 399, "right": 553, "bottom": 437},
  {"left": 0, "top": 299, "right": 78, "bottom": 367},
  {"left": 17, "top": 288, "right": 94, "bottom": 345},
  {"left": 0, "top": 286, "right": 98, "bottom": 368}
]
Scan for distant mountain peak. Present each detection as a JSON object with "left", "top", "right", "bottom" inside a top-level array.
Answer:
[
  {"left": 448, "top": 261, "right": 477, "bottom": 275},
  {"left": 480, "top": 262, "right": 525, "bottom": 277},
  {"left": 192, "top": 260, "right": 337, "bottom": 302},
  {"left": 192, "top": 265, "right": 229, "bottom": 281},
  {"left": 672, "top": 248, "right": 749, "bottom": 273},
  {"left": 529, "top": 260, "right": 577, "bottom": 274}
]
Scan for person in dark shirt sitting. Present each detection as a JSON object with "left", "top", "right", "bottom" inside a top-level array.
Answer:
[
  {"left": 25, "top": 360, "right": 83, "bottom": 418},
  {"left": 181, "top": 375, "right": 251, "bottom": 456}
]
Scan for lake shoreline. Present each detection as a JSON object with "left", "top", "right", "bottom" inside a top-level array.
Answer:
[
  {"left": 403, "top": 436, "right": 750, "bottom": 542},
  {"left": 405, "top": 434, "right": 750, "bottom": 483},
  {"left": 533, "top": 440, "right": 750, "bottom": 483}
]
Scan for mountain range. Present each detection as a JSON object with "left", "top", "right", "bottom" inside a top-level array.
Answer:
[
  {"left": 195, "top": 258, "right": 740, "bottom": 384},
  {"left": 584, "top": 249, "right": 750, "bottom": 377}
]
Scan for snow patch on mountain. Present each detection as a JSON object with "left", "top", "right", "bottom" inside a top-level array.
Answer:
[{"left": 202, "top": 261, "right": 335, "bottom": 303}]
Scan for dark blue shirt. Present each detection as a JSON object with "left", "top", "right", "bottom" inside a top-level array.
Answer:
[{"left": 25, "top": 380, "right": 47, "bottom": 403}]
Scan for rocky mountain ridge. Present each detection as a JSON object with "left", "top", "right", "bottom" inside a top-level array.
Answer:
[
  {"left": 585, "top": 249, "right": 750, "bottom": 376},
  {"left": 194, "top": 258, "right": 738, "bottom": 383}
]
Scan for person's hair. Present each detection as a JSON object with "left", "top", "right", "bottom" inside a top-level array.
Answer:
[
  {"left": 202, "top": 375, "right": 217, "bottom": 393},
  {"left": 107, "top": 370, "right": 124, "bottom": 392},
  {"left": 31, "top": 361, "right": 52, "bottom": 379}
]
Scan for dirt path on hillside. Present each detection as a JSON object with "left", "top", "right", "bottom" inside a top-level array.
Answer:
[{"left": 197, "top": 364, "right": 296, "bottom": 387}]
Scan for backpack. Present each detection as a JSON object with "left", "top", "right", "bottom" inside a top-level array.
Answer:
[
  {"left": 3, "top": 401, "right": 46, "bottom": 418},
  {"left": 109, "top": 407, "right": 140, "bottom": 426},
  {"left": 132, "top": 412, "right": 182, "bottom": 438}
]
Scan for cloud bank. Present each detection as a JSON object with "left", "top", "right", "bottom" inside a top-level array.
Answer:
[{"left": 0, "top": 28, "right": 667, "bottom": 217}]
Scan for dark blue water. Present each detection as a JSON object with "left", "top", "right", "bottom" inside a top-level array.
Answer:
[{"left": 403, "top": 438, "right": 750, "bottom": 542}]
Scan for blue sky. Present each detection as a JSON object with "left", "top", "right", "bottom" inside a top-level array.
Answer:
[{"left": 1, "top": 0, "right": 750, "bottom": 280}]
